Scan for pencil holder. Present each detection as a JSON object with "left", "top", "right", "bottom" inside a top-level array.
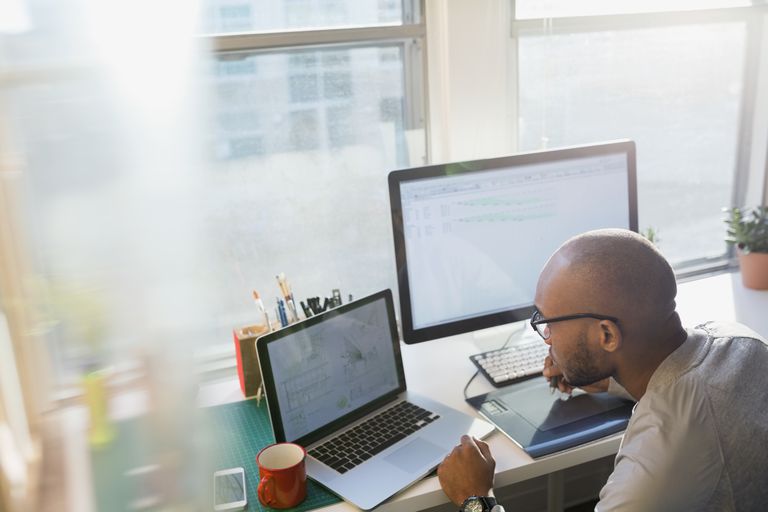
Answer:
[{"left": 233, "top": 324, "right": 269, "bottom": 398}]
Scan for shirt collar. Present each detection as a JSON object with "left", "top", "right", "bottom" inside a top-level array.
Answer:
[{"left": 645, "top": 325, "right": 711, "bottom": 392}]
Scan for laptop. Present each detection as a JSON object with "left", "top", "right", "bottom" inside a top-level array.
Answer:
[{"left": 256, "top": 289, "right": 494, "bottom": 510}]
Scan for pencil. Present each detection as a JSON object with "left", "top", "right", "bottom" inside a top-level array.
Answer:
[{"left": 252, "top": 290, "right": 271, "bottom": 330}]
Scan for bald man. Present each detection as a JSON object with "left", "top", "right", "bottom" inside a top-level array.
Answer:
[{"left": 438, "top": 229, "right": 768, "bottom": 512}]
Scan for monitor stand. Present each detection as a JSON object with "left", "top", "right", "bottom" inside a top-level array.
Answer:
[{"left": 469, "top": 320, "right": 539, "bottom": 353}]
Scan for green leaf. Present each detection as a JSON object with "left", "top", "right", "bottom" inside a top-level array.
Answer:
[{"left": 724, "top": 205, "right": 768, "bottom": 253}]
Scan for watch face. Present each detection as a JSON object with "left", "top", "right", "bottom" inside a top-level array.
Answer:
[{"left": 464, "top": 498, "right": 484, "bottom": 512}]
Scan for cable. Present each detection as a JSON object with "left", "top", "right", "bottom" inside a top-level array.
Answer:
[
  {"left": 497, "top": 321, "right": 528, "bottom": 351},
  {"left": 463, "top": 370, "right": 480, "bottom": 401},
  {"left": 462, "top": 322, "right": 529, "bottom": 401}
]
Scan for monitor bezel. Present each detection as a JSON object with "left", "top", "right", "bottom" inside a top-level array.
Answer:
[{"left": 388, "top": 139, "right": 638, "bottom": 344}]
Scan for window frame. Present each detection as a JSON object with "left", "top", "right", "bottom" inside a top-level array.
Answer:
[{"left": 204, "top": 1, "right": 429, "bottom": 159}]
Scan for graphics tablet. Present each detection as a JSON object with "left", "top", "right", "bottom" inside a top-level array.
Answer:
[{"left": 466, "top": 378, "right": 634, "bottom": 458}]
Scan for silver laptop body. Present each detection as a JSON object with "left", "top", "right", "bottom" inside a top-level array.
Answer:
[{"left": 257, "top": 289, "right": 494, "bottom": 510}]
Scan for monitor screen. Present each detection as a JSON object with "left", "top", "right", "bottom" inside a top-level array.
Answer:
[{"left": 388, "top": 140, "right": 637, "bottom": 344}]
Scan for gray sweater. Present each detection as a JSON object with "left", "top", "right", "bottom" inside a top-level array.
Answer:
[{"left": 597, "top": 322, "right": 768, "bottom": 511}]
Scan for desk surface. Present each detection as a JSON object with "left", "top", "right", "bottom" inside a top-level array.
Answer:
[{"left": 197, "top": 270, "right": 768, "bottom": 512}]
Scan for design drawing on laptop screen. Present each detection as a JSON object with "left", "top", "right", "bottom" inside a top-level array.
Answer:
[{"left": 266, "top": 297, "right": 400, "bottom": 442}]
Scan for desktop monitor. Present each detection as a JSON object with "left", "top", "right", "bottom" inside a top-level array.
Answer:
[{"left": 388, "top": 140, "right": 638, "bottom": 344}]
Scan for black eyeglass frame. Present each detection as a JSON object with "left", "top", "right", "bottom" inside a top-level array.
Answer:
[{"left": 530, "top": 309, "right": 619, "bottom": 340}]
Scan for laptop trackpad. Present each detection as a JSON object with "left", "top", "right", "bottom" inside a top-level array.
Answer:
[{"left": 385, "top": 438, "right": 444, "bottom": 472}]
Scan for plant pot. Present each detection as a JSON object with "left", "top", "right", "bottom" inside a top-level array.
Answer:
[{"left": 738, "top": 250, "right": 768, "bottom": 290}]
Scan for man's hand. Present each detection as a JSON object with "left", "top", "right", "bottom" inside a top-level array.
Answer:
[
  {"left": 543, "top": 354, "right": 609, "bottom": 394},
  {"left": 437, "top": 435, "right": 495, "bottom": 506}
]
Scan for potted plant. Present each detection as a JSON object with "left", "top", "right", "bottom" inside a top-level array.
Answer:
[{"left": 724, "top": 205, "right": 768, "bottom": 290}]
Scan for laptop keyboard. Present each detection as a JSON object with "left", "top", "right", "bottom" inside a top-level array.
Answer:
[
  {"left": 470, "top": 340, "right": 549, "bottom": 387},
  {"left": 308, "top": 401, "right": 439, "bottom": 474}
]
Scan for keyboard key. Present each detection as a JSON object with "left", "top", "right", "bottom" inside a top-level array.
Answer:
[
  {"left": 323, "top": 456, "right": 342, "bottom": 467},
  {"left": 312, "top": 400, "right": 436, "bottom": 473},
  {"left": 470, "top": 341, "right": 549, "bottom": 388}
]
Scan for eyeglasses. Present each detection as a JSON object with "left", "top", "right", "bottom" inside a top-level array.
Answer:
[{"left": 530, "top": 308, "right": 619, "bottom": 340}]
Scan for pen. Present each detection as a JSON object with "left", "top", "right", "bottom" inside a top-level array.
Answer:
[
  {"left": 286, "top": 298, "right": 299, "bottom": 322},
  {"left": 277, "top": 298, "right": 288, "bottom": 327},
  {"left": 256, "top": 382, "right": 263, "bottom": 407},
  {"left": 276, "top": 272, "right": 290, "bottom": 298},
  {"left": 252, "top": 290, "right": 272, "bottom": 331},
  {"left": 300, "top": 301, "right": 313, "bottom": 318}
]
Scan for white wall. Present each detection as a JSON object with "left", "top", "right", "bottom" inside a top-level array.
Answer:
[
  {"left": 748, "top": 12, "right": 768, "bottom": 206},
  {"left": 425, "top": 0, "right": 517, "bottom": 164}
]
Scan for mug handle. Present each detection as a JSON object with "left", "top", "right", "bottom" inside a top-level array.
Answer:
[{"left": 258, "top": 475, "right": 275, "bottom": 506}]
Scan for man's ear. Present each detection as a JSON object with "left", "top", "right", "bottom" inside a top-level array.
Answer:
[{"left": 598, "top": 320, "right": 621, "bottom": 353}]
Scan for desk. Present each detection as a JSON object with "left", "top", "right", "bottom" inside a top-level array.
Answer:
[
  {"left": 197, "top": 270, "right": 768, "bottom": 512},
  {"left": 199, "top": 334, "right": 622, "bottom": 512},
  {"left": 64, "top": 270, "right": 768, "bottom": 512}
]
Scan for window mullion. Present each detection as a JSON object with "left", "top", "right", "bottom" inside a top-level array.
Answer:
[
  {"left": 512, "top": 6, "right": 762, "bottom": 36},
  {"left": 208, "top": 23, "right": 426, "bottom": 53}
]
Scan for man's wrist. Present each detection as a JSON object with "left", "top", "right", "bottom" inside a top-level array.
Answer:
[{"left": 460, "top": 495, "right": 504, "bottom": 512}]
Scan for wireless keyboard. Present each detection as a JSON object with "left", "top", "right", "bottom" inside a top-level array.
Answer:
[{"left": 469, "top": 340, "right": 549, "bottom": 387}]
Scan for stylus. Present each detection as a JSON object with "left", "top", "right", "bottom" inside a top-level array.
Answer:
[{"left": 549, "top": 376, "right": 559, "bottom": 394}]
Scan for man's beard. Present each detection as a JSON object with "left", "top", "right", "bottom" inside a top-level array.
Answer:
[{"left": 561, "top": 330, "right": 611, "bottom": 387}]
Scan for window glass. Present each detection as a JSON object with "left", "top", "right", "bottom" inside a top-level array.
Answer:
[
  {"left": 4, "top": 39, "right": 420, "bottom": 381},
  {"left": 517, "top": 22, "right": 745, "bottom": 265},
  {"left": 194, "top": 43, "right": 418, "bottom": 351},
  {"left": 199, "top": 0, "right": 406, "bottom": 34},
  {"left": 516, "top": 0, "right": 763, "bottom": 20}
]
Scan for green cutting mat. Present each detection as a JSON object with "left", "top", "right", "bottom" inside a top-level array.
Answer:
[
  {"left": 90, "top": 400, "right": 341, "bottom": 511},
  {"left": 207, "top": 399, "right": 341, "bottom": 511}
]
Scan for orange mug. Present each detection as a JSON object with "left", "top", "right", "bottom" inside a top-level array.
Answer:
[{"left": 256, "top": 443, "right": 307, "bottom": 509}]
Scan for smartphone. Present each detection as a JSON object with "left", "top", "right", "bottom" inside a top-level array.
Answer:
[{"left": 213, "top": 467, "right": 247, "bottom": 511}]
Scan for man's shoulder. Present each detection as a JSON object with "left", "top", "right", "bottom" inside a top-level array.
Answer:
[
  {"left": 609, "top": 383, "right": 724, "bottom": 510},
  {"left": 694, "top": 321, "right": 767, "bottom": 344},
  {"left": 634, "top": 374, "right": 709, "bottom": 424}
]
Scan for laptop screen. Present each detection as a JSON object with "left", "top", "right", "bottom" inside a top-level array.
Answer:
[{"left": 258, "top": 290, "right": 405, "bottom": 444}]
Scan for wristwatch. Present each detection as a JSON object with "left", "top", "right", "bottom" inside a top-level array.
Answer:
[{"left": 460, "top": 496, "right": 504, "bottom": 512}]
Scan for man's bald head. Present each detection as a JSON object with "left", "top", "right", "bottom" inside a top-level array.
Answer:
[{"left": 537, "top": 229, "right": 677, "bottom": 340}]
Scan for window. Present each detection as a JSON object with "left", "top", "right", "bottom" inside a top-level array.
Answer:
[
  {"left": 323, "top": 70, "right": 352, "bottom": 99},
  {"left": 1, "top": 0, "right": 426, "bottom": 383},
  {"left": 290, "top": 73, "right": 320, "bottom": 103},
  {"left": 288, "top": 109, "right": 320, "bottom": 150},
  {"left": 512, "top": 4, "right": 767, "bottom": 270},
  {"left": 327, "top": 105, "right": 355, "bottom": 147},
  {"left": 7, "top": 1, "right": 763, "bottom": 390},
  {"left": 205, "top": 28, "right": 425, "bottom": 357}
]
